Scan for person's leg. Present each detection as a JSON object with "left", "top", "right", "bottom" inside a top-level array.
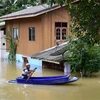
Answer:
[{"left": 22, "top": 74, "right": 28, "bottom": 79}]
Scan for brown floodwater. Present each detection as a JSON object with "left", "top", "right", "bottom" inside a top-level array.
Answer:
[{"left": 0, "top": 60, "right": 100, "bottom": 100}]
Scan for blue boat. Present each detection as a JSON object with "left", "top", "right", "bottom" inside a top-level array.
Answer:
[{"left": 8, "top": 75, "right": 78, "bottom": 85}]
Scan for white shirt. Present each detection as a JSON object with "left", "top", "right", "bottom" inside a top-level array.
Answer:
[{"left": 22, "top": 67, "right": 29, "bottom": 75}]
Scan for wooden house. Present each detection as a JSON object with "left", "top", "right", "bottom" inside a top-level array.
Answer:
[{"left": 0, "top": 4, "right": 71, "bottom": 57}]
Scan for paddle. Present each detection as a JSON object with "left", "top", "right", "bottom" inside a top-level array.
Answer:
[{"left": 25, "top": 67, "right": 37, "bottom": 83}]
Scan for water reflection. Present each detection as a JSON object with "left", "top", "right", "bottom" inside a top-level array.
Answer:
[{"left": 0, "top": 61, "right": 100, "bottom": 100}]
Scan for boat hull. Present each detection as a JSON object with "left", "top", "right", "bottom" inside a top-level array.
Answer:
[{"left": 8, "top": 75, "right": 78, "bottom": 85}]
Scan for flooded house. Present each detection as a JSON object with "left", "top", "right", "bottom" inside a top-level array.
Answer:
[
  {"left": 0, "top": 4, "right": 71, "bottom": 72},
  {"left": 31, "top": 41, "right": 71, "bottom": 73}
]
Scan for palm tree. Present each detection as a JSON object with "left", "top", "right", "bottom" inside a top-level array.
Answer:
[
  {"left": 16, "top": 0, "right": 39, "bottom": 8},
  {"left": 0, "top": 0, "right": 19, "bottom": 16},
  {"left": 40, "top": 0, "right": 56, "bottom": 6}
]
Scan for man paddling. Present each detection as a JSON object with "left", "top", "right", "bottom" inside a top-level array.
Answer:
[{"left": 22, "top": 63, "right": 37, "bottom": 79}]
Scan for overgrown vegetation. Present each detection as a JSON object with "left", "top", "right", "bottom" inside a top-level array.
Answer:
[
  {"left": 64, "top": 38, "right": 100, "bottom": 76},
  {"left": 0, "top": 0, "right": 40, "bottom": 16},
  {"left": 65, "top": 0, "right": 100, "bottom": 76},
  {"left": 5, "top": 34, "right": 18, "bottom": 61}
]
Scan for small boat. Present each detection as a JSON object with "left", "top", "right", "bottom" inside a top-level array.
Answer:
[{"left": 8, "top": 75, "right": 78, "bottom": 85}]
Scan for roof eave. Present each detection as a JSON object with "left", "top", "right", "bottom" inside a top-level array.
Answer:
[
  {"left": 42, "top": 59, "right": 60, "bottom": 64},
  {"left": 0, "top": 5, "right": 65, "bottom": 21},
  {"left": 31, "top": 57, "right": 60, "bottom": 64}
]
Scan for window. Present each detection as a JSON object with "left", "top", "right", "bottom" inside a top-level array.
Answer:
[
  {"left": 29, "top": 27, "right": 35, "bottom": 41},
  {"left": 55, "top": 22, "right": 62, "bottom": 27},
  {"left": 55, "top": 22, "right": 67, "bottom": 27},
  {"left": 62, "top": 29, "right": 66, "bottom": 40},
  {"left": 62, "top": 22, "right": 67, "bottom": 27},
  {"left": 55, "top": 22, "right": 67, "bottom": 41},
  {"left": 56, "top": 29, "right": 60, "bottom": 40},
  {"left": 13, "top": 28, "right": 18, "bottom": 40}
]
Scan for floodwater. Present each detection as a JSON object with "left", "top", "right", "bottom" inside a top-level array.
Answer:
[{"left": 0, "top": 60, "right": 100, "bottom": 100}]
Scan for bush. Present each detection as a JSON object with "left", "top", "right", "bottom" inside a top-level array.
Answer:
[{"left": 65, "top": 40, "right": 100, "bottom": 76}]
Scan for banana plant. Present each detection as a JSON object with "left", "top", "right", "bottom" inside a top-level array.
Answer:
[{"left": 5, "top": 34, "right": 19, "bottom": 61}]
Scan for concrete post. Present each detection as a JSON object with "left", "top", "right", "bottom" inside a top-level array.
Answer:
[{"left": 64, "top": 62, "right": 71, "bottom": 75}]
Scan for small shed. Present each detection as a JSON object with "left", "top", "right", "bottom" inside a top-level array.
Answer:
[{"left": 31, "top": 41, "right": 70, "bottom": 72}]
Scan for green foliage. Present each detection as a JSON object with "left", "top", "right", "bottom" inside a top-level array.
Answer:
[
  {"left": 64, "top": 38, "right": 100, "bottom": 76},
  {"left": 40, "top": 0, "right": 56, "bottom": 6},
  {"left": 0, "top": 0, "right": 40, "bottom": 16},
  {"left": 66, "top": 0, "right": 100, "bottom": 76},
  {"left": 5, "top": 34, "right": 18, "bottom": 61},
  {"left": 68, "top": 0, "right": 100, "bottom": 45},
  {"left": 0, "top": 0, "right": 18, "bottom": 15}
]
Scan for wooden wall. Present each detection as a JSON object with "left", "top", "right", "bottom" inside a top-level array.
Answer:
[
  {"left": 6, "top": 7, "right": 71, "bottom": 56},
  {"left": 41, "top": 7, "right": 71, "bottom": 49}
]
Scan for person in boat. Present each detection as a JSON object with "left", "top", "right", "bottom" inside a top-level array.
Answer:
[{"left": 22, "top": 63, "right": 37, "bottom": 79}]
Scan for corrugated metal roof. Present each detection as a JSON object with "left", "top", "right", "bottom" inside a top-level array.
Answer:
[
  {"left": 0, "top": 4, "right": 62, "bottom": 21},
  {"left": 31, "top": 42, "right": 69, "bottom": 64}
]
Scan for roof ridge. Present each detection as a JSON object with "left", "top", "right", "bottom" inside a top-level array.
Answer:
[{"left": 0, "top": 4, "right": 62, "bottom": 21}]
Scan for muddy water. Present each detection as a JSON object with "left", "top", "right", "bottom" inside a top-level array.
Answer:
[{"left": 0, "top": 61, "right": 100, "bottom": 100}]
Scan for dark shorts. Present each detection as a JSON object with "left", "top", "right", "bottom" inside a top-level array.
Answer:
[{"left": 22, "top": 74, "right": 28, "bottom": 79}]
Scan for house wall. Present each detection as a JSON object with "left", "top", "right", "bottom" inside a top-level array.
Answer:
[
  {"left": 18, "top": 17, "right": 43, "bottom": 55},
  {"left": 6, "top": 16, "right": 43, "bottom": 56},
  {"left": 6, "top": 7, "right": 71, "bottom": 56},
  {"left": 41, "top": 7, "right": 71, "bottom": 49}
]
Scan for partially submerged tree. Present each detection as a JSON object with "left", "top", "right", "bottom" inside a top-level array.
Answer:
[
  {"left": 64, "top": 39, "right": 100, "bottom": 76},
  {"left": 5, "top": 33, "right": 18, "bottom": 61}
]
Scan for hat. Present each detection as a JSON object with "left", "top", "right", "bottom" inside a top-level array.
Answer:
[{"left": 26, "top": 63, "right": 30, "bottom": 66}]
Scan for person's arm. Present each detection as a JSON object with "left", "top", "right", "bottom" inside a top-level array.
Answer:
[
  {"left": 25, "top": 67, "right": 37, "bottom": 74},
  {"left": 30, "top": 67, "right": 37, "bottom": 73}
]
